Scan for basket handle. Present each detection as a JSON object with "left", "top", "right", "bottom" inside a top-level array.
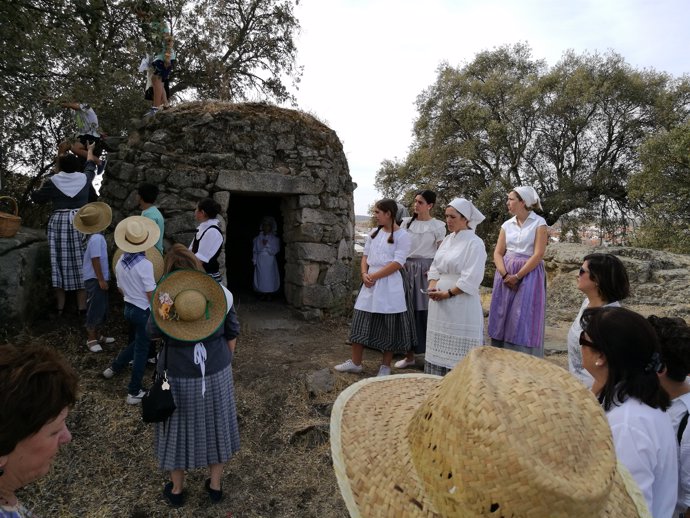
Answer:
[{"left": 0, "top": 197, "right": 18, "bottom": 216}]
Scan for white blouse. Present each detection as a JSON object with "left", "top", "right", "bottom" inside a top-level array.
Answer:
[
  {"left": 669, "top": 393, "right": 690, "bottom": 515},
  {"left": 400, "top": 217, "right": 446, "bottom": 259},
  {"left": 502, "top": 211, "right": 547, "bottom": 255},
  {"left": 427, "top": 230, "right": 486, "bottom": 296},
  {"left": 606, "top": 398, "right": 678, "bottom": 518},
  {"left": 354, "top": 228, "right": 411, "bottom": 314}
]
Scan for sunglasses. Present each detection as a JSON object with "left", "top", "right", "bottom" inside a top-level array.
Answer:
[
  {"left": 578, "top": 267, "right": 589, "bottom": 277},
  {"left": 579, "top": 331, "right": 594, "bottom": 348}
]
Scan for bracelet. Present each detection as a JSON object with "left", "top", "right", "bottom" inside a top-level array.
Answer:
[
  {"left": 501, "top": 271, "right": 508, "bottom": 279},
  {"left": 447, "top": 289, "right": 455, "bottom": 298}
]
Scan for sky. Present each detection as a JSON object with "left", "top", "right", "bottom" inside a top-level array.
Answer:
[{"left": 288, "top": 0, "right": 690, "bottom": 215}]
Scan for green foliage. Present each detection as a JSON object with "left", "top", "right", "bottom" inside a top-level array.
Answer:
[
  {"left": 0, "top": 0, "right": 301, "bottom": 210},
  {"left": 376, "top": 43, "right": 690, "bottom": 245},
  {"left": 629, "top": 121, "right": 690, "bottom": 253}
]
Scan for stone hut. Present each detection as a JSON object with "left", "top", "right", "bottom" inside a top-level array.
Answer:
[{"left": 100, "top": 102, "right": 356, "bottom": 319}]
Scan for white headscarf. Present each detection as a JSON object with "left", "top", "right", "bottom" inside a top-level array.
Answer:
[
  {"left": 512, "top": 186, "right": 543, "bottom": 210},
  {"left": 448, "top": 198, "right": 485, "bottom": 229}
]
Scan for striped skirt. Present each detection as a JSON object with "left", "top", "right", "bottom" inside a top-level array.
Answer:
[
  {"left": 155, "top": 365, "right": 240, "bottom": 471},
  {"left": 403, "top": 257, "right": 433, "bottom": 354},
  {"left": 488, "top": 252, "right": 546, "bottom": 355},
  {"left": 48, "top": 209, "right": 86, "bottom": 290}
]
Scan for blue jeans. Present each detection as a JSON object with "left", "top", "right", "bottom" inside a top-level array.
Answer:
[{"left": 112, "top": 303, "right": 150, "bottom": 395}]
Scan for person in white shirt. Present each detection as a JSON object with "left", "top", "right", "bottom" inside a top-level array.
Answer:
[
  {"left": 649, "top": 315, "right": 690, "bottom": 518},
  {"left": 103, "top": 216, "right": 160, "bottom": 405},
  {"left": 423, "top": 198, "right": 486, "bottom": 376},
  {"left": 335, "top": 199, "right": 415, "bottom": 377},
  {"left": 190, "top": 198, "right": 224, "bottom": 284},
  {"left": 567, "top": 253, "right": 630, "bottom": 387},
  {"left": 488, "top": 186, "right": 548, "bottom": 357},
  {"left": 394, "top": 190, "right": 446, "bottom": 369},
  {"left": 581, "top": 306, "right": 678, "bottom": 518}
]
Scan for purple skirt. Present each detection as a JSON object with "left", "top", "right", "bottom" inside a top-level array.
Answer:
[{"left": 488, "top": 252, "right": 546, "bottom": 351}]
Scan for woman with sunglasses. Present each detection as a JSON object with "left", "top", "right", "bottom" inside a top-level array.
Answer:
[
  {"left": 580, "top": 306, "right": 677, "bottom": 518},
  {"left": 567, "top": 253, "right": 630, "bottom": 388}
]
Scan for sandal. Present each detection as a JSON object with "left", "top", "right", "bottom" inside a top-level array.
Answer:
[{"left": 86, "top": 340, "right": 103, "bottom": 353}]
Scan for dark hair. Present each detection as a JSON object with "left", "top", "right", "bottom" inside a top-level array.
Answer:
[
  {"left": 370, "top": 199, "right": 397, "bottom": 244},
  {"left": 580, "top": 307, "right": 669, "bottom": 412},
  {"left": 137, "top": 182, "right": 159, "bottom": 204},
  {"left": 406, "top": 190, "right": 437, "bottom": 229},
  {"left": 197, "top": 198, "right": 221, "bottom": 219},
  {"left": 648, "top": 315, "right": 690, "bottom": 383},
  {"left": 164, "top": 243, "right": 203, "bottom": 273},
  {"left": 57, "top": 154, "right": 84, "bottom": 173},
  {"left": 0, "top": 345, "right": 79, "bottom": 456},
  {"left": 583, "top": 253, "right": 630, "bottom": 302}
]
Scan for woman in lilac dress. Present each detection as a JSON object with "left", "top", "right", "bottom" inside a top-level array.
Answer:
[{"left": 488, "top": 186, "right": 547, "bottom": 357}]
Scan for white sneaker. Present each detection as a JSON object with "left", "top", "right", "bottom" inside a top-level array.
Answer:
[
  {"left": 334, "top": 359, "right": 363, "bottom": 373},
  {"left": 102, "top": 367, "right": 116, "bottom": 379},
  {"left": 126, "top": 390, "right": 146, "bottom": 405},
  {"left": 99, "top": 336, "right": 116, "bottom": 345},
  {"left": 86, "top": 340, "right": 103, "bottom": 353},
  {"left": 394, "top": 358, "right": 415, "bottom": 369},
  {"left": 377, "top": 365, "right": 391, "bottom": 377}
]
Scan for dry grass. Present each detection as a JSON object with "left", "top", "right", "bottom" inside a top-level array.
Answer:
[{"left": 5, "top": 300, "right": 569, "bottom": 517}]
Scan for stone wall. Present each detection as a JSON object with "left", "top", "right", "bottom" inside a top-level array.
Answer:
[
  {"left": 544, "top": 242, "right": 690, "bottom": 323},
  {"left": 100, "top": 102, "right": 356, "bottom": 319},
  {"left": 0, "top": 227, "right": 51, "bottom": 335}
]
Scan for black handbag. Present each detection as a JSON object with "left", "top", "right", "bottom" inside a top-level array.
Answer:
[{"left": 141, "top": 340, "right": 176, "bottom": 423}]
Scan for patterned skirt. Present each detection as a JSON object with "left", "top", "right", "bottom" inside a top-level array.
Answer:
[
  {"left": 403, "top": 258, "right": 434, "bottom": 354},
  {"left": 47, "top": 209, "right": 86, "bottom": 290},
  {"left": 155, "top": 365, "right": 240, "bottom": 471},
  {"left": 488, "top": 252, "right": 546, "bottom": 354},
  {"left": 349, "top": 309, "right": 416, "bottom": 353}
]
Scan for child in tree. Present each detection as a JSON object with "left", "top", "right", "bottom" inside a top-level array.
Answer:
[{"left": 73, "top": 202, "right": 115, "bottom": 352}]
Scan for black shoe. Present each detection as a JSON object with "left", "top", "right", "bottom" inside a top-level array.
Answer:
[
  {"left": 204, "top": 478, "right": 223, "bottom": 503},
  {"left": 162, "top": 481, "right": 184, "bottom": 508}
]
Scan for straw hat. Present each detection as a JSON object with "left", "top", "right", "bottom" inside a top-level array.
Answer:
[
  {"left": 152, "top": 269, "right": 227, "bottom": 342},
  {"left": 112, "top": 246, "right": 164, "bottom": 282},
  {"left": 73, "top": 202, "right": 112, "bottom": 234},
  {"left": 114, "top": 216, "right": 160, "bottom": 253},
  {"left": 330, "top": 347, "right": 650, "bottom": 518}
]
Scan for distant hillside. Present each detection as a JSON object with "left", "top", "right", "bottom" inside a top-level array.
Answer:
[{"left": 355, "top": 215, "right": 370, "bottom": 223}]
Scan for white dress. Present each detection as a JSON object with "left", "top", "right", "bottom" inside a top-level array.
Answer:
[
  {"left": 669, "top": 392, "right": 690, "bottom": 516},
  {"left": 424, "top": 230, "right": 486, "bottom": 370},
  {"left": 354, "top": 228, "right": 411, "bottom": 314},
  {"left": 606, "top": 398, "right": 678, "bottom": 518},
  {"left": 252, "top": 232, "right": 280, "bottom": 293}
]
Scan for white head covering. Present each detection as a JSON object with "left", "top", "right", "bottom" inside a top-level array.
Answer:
[
  {"left": 448, "top": 198, "right": 485, "bottom": 229},
  {"left": 512, "top": 186, "right": 543, "bottom": 210}
]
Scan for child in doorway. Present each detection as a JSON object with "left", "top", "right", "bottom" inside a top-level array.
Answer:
[
  {"left": 73, "top": 202, "right": 115, "bottom": 352},
  {"left": 138, "top": 182, "right": 164, "bottom": 253}
]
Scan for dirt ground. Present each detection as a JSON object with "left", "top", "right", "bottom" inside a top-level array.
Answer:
[{"left": 6, "top": 295, "right": 568, "bottom": 518}]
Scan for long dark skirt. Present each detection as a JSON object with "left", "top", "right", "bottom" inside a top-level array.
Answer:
[
  {"left": 48, "top": 209, "right": 86, "bottom": 290},
  {"left": 403, "top": 257, "right": 433, "bottom": 354}
]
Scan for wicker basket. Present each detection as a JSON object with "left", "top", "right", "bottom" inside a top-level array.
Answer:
[{"left": 0, "top": 196, "right": 21, "bottom": 238}]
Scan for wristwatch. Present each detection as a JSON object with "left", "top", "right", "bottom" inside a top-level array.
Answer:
[{"left": 447, "top": 289, "right": 455, "bottom": 298}]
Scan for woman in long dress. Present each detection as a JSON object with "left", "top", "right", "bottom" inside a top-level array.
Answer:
[
  {"left": 252, "top": 217, "right": 280, "bottom": 299},
  {"left": 424, "top": 198, "right": 486, "bottom": 375},
  {"left": 394, "top": 191, "right": 446, "bottom": 369},
  {"left": 334, "top": 199, "right": 415, "bottom": 377},
  {"left": 488, "top": 186, "right": 547, "bottom": 357}
]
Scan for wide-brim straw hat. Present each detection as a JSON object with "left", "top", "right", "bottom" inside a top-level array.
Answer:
[
  {"left": 330, "top": 347, "right": 650, "bottom": 518},
  {"left": 112, "top": 246, "right": 164, "bottom": 282},
  {"left": 114, "top": 216, "right": 160, "bottom": 253},
  {"left": 73, "top": 202, "right": 112, "bottom": 234},
  {"left": 151, "top": 269, "right": 227, "bottom": 342}
]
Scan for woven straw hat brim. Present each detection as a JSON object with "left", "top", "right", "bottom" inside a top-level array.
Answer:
[
  {"left": 330, "top": 350, "right": 651, "bottom": 518},
  {"left": 152, "top": 269, "right": 226, "bottom": 342},
  {"left": 73, "top": 202, "right": 112, "bottom": 234},
  {"left": 114, "top": 216, "right": 161, "bottom": 253},
  {"left": 112, "top": 246, "right": 164, "bottom": 282}
]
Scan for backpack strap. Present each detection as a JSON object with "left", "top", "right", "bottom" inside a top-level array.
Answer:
[{"left": 678, "top": 411, "right": 689, "bottom": 445}]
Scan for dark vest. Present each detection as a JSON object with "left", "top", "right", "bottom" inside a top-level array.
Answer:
[{"left": 191, "top": 225, "right": 223, "bottom": 274}]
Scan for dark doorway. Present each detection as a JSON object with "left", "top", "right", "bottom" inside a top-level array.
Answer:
[{"left": 225, "top": 194, "right": 285, "bottom": 300}]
